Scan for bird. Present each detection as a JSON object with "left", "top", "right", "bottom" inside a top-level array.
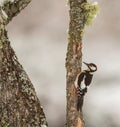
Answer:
[{"left": 76, "top": 62, "right": 97, "bottom": 111}]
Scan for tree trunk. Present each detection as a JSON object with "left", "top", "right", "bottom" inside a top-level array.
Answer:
[
  {"left": 0, "top": 0, "right": 47, "bottom": 126},
  {"left": 66, "top": 0, "right": 99, "bottom": 126},
  {"left": 66, "top": 0, "right": 87, "bottom": 127}
]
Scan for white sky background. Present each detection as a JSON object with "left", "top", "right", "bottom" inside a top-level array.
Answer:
[{"left": 6, "top": 0, "right": 120, "bottom": 127}]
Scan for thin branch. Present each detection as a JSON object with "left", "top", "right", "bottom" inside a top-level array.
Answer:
[{"left": 2, "top": 0, "right": 31, "bottom": 24}]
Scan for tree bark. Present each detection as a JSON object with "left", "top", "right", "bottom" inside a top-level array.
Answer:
[
  {"left": 66, "top": 0, "right": 87, "bottom": 127},
  {"left": 0, "top": 0, "right": 47, "bottom": 127}
]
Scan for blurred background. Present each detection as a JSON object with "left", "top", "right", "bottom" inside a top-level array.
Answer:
[{"left": 7, "top": 0, "right": 120, "bottom": 127}]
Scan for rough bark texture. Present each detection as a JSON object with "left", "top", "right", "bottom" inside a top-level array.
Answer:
[
  {"left": 0, "top": 0, "right": 47, "bottom": 127},
  {"left": 66, "top": 0, "right": 87, "bottom": 127}
]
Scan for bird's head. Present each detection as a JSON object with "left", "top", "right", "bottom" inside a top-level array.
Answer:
[{"left": 83, "top": 62, "right": 97, "bottom": 72}]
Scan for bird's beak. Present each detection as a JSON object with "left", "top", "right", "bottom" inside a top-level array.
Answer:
[
  {"left": 83, "top": 62, "right": 91, "bottom": 70},
  {"left": 83, "top": 62, "right": 89, "bottom": 66}
]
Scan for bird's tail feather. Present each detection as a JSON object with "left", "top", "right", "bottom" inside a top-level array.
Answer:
[{"left": 77, "top": 96, "right": 83, "bottom": 111}]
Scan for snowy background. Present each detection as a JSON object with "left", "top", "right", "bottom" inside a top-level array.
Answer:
[{"left": 6, "top": 0, "right": 120, "bottom": 127}]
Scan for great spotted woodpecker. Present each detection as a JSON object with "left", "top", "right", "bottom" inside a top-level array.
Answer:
[{"left": 76, "top": 62, "right": 97, "bottom": 111}]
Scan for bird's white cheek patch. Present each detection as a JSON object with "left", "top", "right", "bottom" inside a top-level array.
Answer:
[{"left": 91, "top": 66, "right": 96, "bottom": 71}]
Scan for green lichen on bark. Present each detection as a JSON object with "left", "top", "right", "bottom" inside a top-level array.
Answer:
[
  {"left": 81, "top": 2, "right": 99, "bottom": 26},
  {"left": 66, "top": 0, "right": 99, "bottom": 127},
  {"left": 0, "top": 0, "right": 47, "bottom": 127},
  {"left": 67, "top": 0, "right": 99, "bottom": 40}
]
